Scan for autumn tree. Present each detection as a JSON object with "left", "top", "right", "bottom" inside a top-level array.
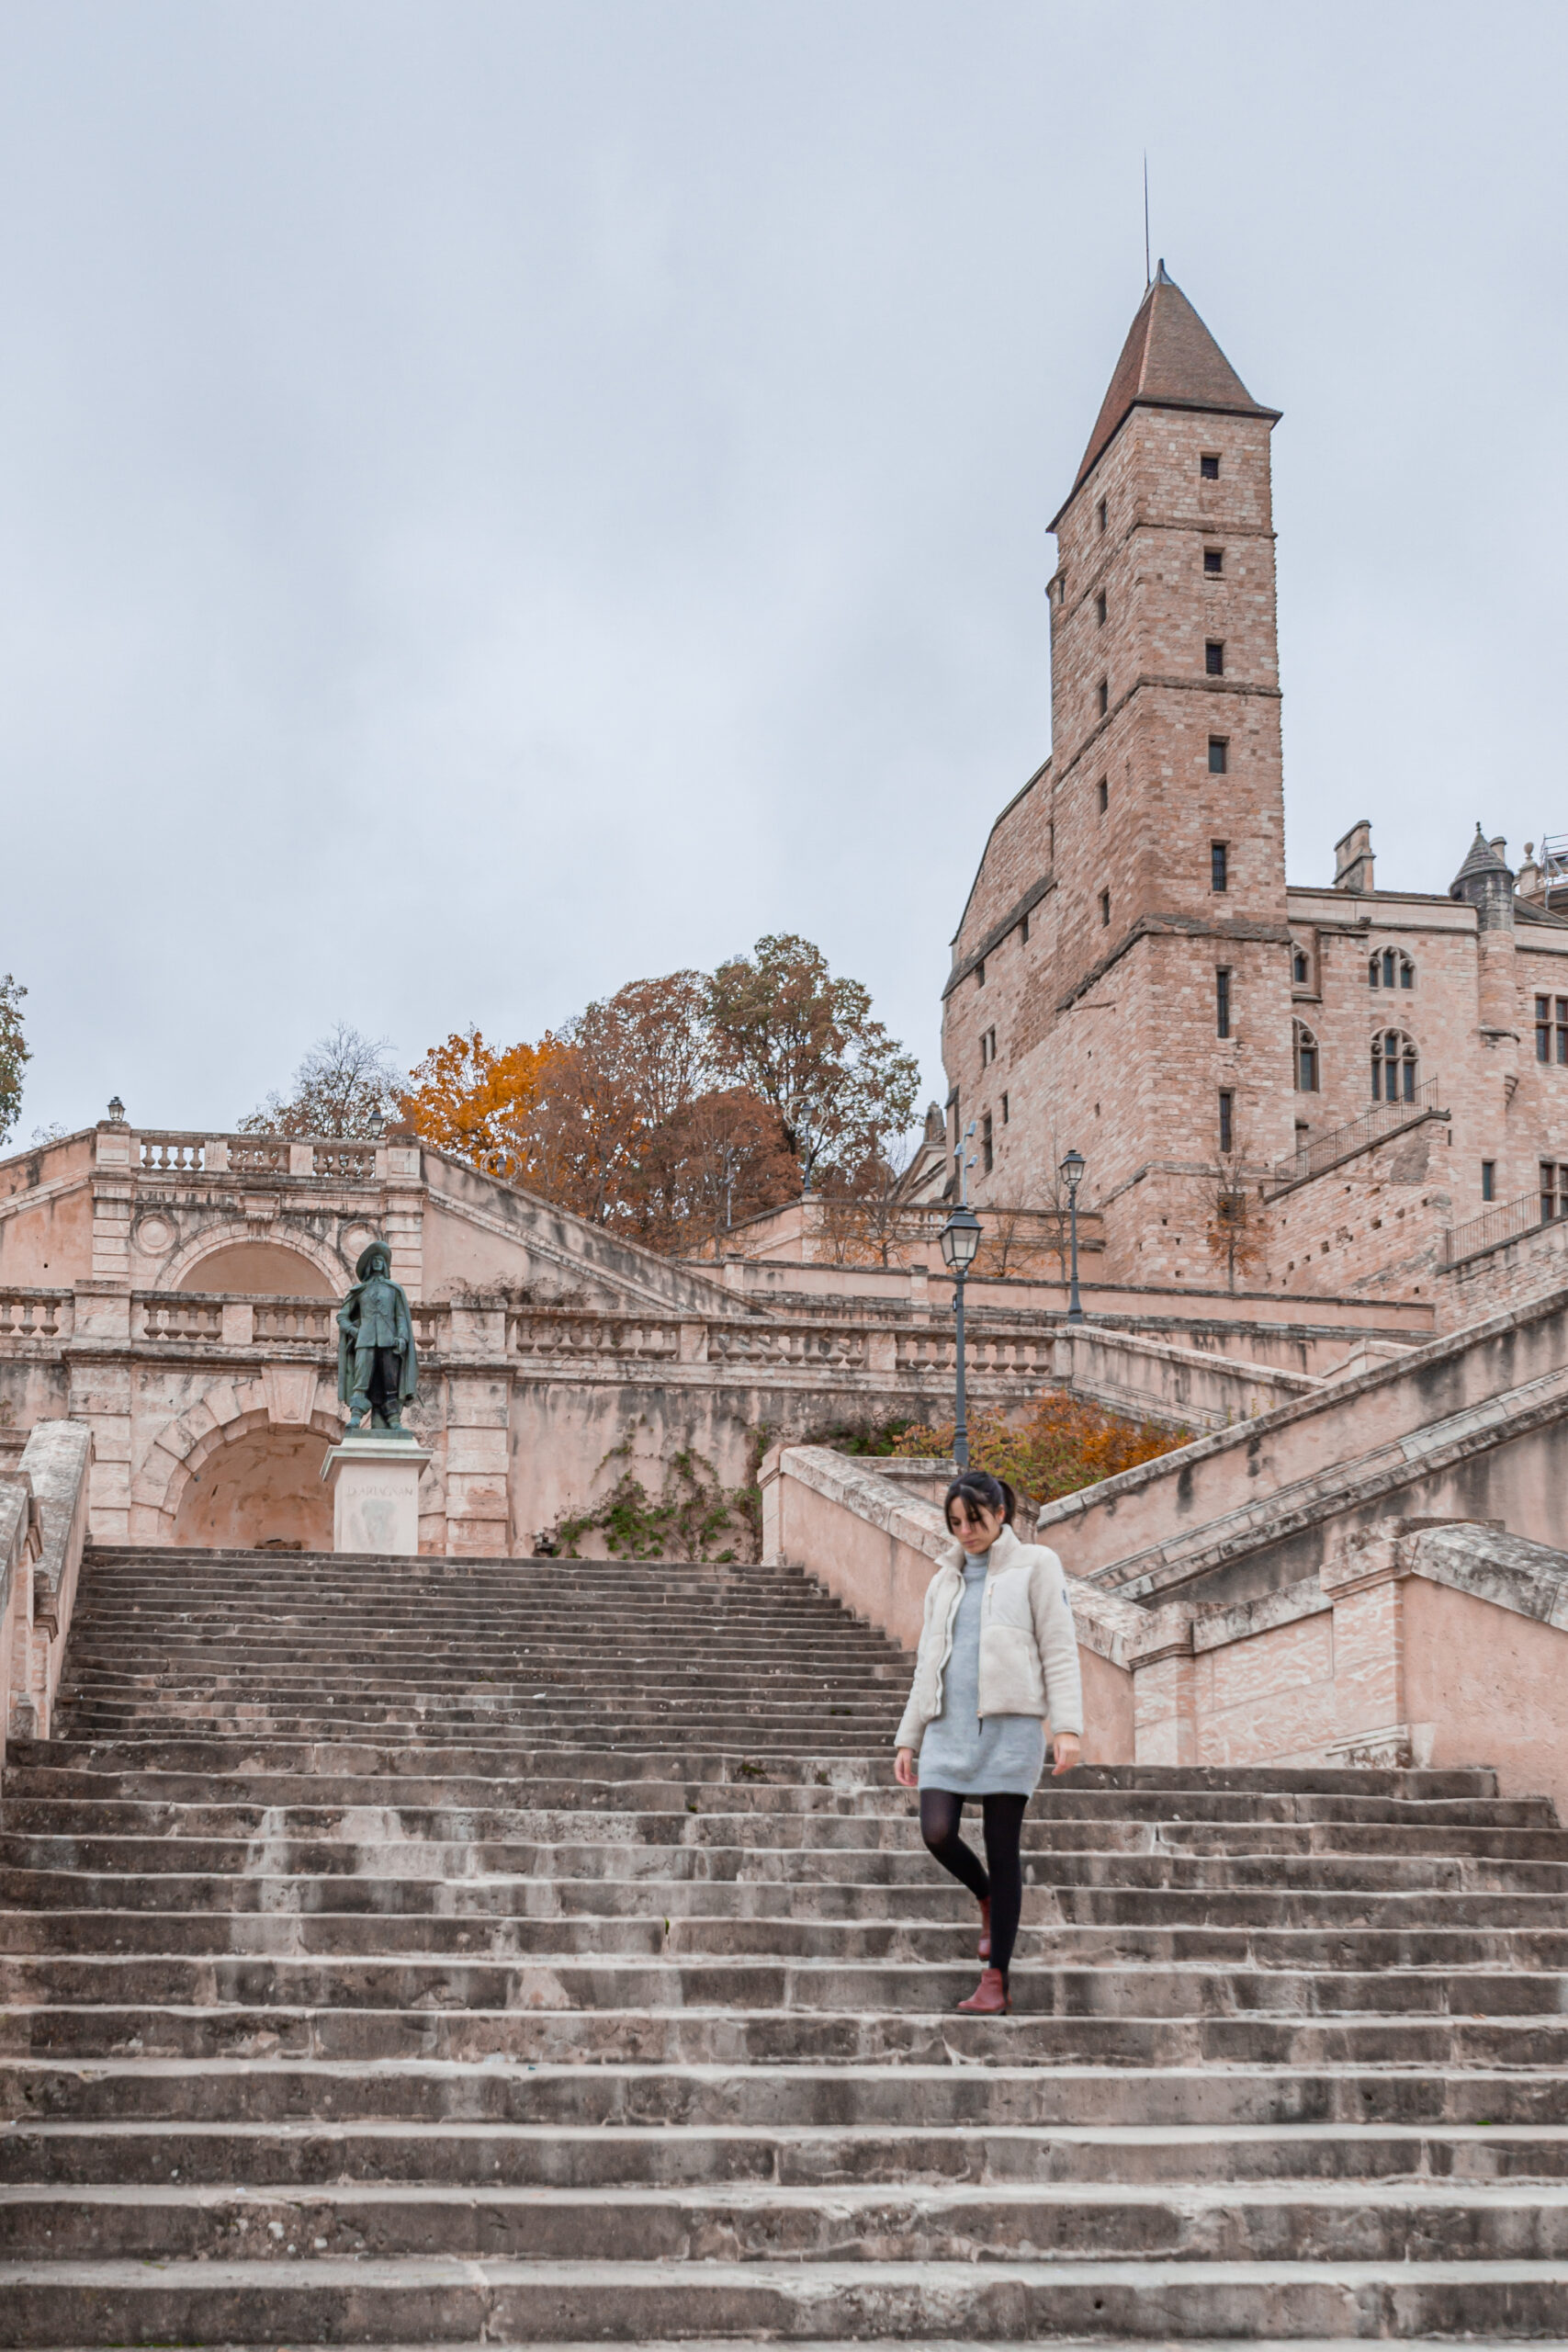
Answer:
[
  {"left": 400, "top": 1029, "right": 547, "bottom": 1181},
  {"left": 400, "top": 936, "right": 918, "bottom": 1258},
  {"left": 0, "top": 974, "right": 28, "bottom": 1147},
  {"left": 893, "top": 1394, "right": 1190, "bottom": 1504},
  {"left": 239, "top": 1023, "right": 402, "bottom": 1139},
  {"left": 708, "top": 934, "right": 921, "bottom": 1189}
]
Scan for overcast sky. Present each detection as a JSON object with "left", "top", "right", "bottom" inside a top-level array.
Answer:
[{"left": 3, "top": 1, "right": 1564, "bottom": 1142}]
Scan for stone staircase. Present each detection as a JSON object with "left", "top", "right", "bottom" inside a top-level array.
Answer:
[{"left": 2, "top": 1544, "right": 1568, "bottom": 2346}]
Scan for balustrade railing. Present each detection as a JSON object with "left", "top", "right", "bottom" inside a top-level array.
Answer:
[
  {"left": 312, "top": 1142, "right": 378, "bottom": 1181},
  {"left": 226, "top": 1139, "right": 290, "bottom": 1174},
  {"left": 0, "top": 1290, "right": 68, "bottom": 1340},
  {"left": 705, "top": 1323, "right": 869, "bottom": 1370},
  {"left": 252, "top": 1299, "right": 334, "bottom": 1344},
  {"left": 1270, "top": 1078, "right": 1442, "bottom": 1190},
  {"left": 511, "top": 1313, "right": 680, "bottom": 1363},
  {"left": 140, "top": 1297, "right": 224, "bottom": 1343},
  {"left": 138, "top": 1133, "right": 206, "bottom": 1172},
  {"left": 1440, "top": 1193, "right": 1550, "bottom": 1268}
]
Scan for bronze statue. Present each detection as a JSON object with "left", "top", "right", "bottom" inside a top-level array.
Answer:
[{"left": 336, "top": 1240, "right": 418, "bottom": 1432}]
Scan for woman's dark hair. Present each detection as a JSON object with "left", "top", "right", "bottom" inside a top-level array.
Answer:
[{"left": 944, "top": 1470, "right": 1017, "bottom": 1532}]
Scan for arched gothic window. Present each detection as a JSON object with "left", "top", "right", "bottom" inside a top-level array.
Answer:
[
  {"left": 1293, "top": 1021, "right": 1320, "bottom": 1092},
  {"left": 1371, "top": 1028, "right": 1418, "bottom": 1103},
  {"left": 1369, "top": 947, "right": 1416, "bottom": 991}
]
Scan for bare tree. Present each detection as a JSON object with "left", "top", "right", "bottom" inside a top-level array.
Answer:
[
  {"left": 239, "top": 1023, "right": 401, "bottom": 1138},
  {"left": 1204, "top": 1139, "right": 1269, "bottom": 1293}
]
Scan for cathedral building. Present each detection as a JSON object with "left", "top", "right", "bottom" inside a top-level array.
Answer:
[{"left": 942, "top": 266, "right": 1568, "bottom": 1294}]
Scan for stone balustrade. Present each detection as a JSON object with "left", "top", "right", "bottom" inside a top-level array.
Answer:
[
  {"left": 127, "top": 1129, "right": 401, "bottom": 1185},
  {"left": 0, "top": 1420, "right": 92, "bottom": 1757},
  {"left": 0, "top": 1290, "right": 71, "bottom": 1341},
  {"left": 130, "top": 1293, "right": 451, "bottom": 1357}
]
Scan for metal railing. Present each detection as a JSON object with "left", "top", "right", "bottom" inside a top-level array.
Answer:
[
  {"left": 1440, "top": 1193, "right": 1551, "bottom": 1269},
  {"left": 1270, "top": 1078, "right": 1442, "bottom": 1190}
]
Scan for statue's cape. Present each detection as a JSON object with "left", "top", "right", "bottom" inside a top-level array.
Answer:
[{"left": 336, "top": 1278, "right": 419, "bottom": 1404}]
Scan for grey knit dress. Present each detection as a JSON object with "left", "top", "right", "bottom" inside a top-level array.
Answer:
[{"left": 916, "top": 1550, "right": 1048, "bottom": 1798}]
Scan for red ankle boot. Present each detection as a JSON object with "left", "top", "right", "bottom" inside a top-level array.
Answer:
[
  {"left": 956, "top": 1966, "right": 1010, "bottom": 2015},
  {"left": 976, "top": 1898, "right": 992, "bottom": 1961}
]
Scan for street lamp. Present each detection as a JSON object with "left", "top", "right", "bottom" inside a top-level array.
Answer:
[
  {"left": 940, "top": 1204, "right": 982, "bottom": 1469},
  {"left": 1059, "top": 1147, "right": 1086, "bottom": 1323}
]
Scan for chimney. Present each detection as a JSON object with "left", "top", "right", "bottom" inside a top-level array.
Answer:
[{"left": 1333, "top": 820, "right": 1374, "bottom": 895}]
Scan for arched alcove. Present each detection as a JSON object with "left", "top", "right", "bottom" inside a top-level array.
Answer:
[
  {"left": 178, "top": 1241, "right": 337, "bottom": 1298},
  {"left": 169, "top": 1422, "right": 333, "bottom": 1551}
]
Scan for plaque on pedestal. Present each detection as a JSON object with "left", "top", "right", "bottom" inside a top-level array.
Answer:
[{"left": 320, "top": 1432, "right": 433, "bottom": 1555}]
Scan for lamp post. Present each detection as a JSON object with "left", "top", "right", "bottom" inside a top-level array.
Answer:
[
  {"left": 1059, "top": 1147, "right": 1086, "bottom": 1323},
  {"left": 940, "top": 1203, "right": 982, "bottom": 1469}
]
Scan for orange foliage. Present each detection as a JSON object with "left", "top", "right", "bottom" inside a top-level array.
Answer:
[
  {"left": 399, "top": 1029, "right": 549, "bottom": 1182},
  {"left": 893, "top": 1392, "right": 1189, "bottom": 1505}
]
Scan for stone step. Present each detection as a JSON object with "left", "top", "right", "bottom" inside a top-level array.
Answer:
[
  {"left": 9, "top": 2058, "right": 1568, "bottom": 2130},
  {"left": 2, "top": 2252, "right": 1566, "bottom": 2343},
  {"left": 9, "top": 1868, "right": 1565, "bottom": 1927},
  {"left": 6, "top": 1785, "right": 1551, "bottom": 1828},
  {"left": 1, "top": 1762, "right": 1520, "bottom": 1815},
  {"left": 6, "top": 2004, "right": 1564, "bottom": 2069},
  {"left": 8, "top": 2176, "right": 1568, "bottom": 2264},
  {"left": 7, "top": 2115, "right": 1568, "bottom": 2188},
  {"left": 8, "top": 1910, "right": 1568, "bottom": 1973},
  {"left": 8, "top": 1542, "right": 1562, "bottom": 2346},
  {"left": 11, "top": 1949, "right": 1562, "bottom": 2016},
  {"left": 9, "top": 1826, "right": 1564, "bottom": 1881},
  {"left": 5, "top": 1736, "right": 1503, "bottom": 1798}
]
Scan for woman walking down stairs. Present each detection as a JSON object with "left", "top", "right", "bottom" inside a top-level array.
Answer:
[{"left": 2, "top": 1544, "right": 1568, "bottom": 2346}]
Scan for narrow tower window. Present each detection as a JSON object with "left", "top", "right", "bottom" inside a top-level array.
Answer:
[
  {"left": 1203, "top": 548, "right": 1224, "bottom": 576},
  {"left": 1208, "top": 737, "right": 1228, "bottom": 775},
  {"left": 1100, "top": 889, "right": 1111, "bottom": 927},
  {"left": 981, "top": 1113, "right": 994, "bottom": 1175},
  {"left": 1293, "top": 1022, "right": 1319, "bottom": 1093},
  {"left": 1098, "top": 778, "right": 1109, "bottom": 813},
  {"left": 1000, "top": 1093, "right": 1010, "bottom": 1125},
  {"left": 1205, "top": 641, "right": 1224, "bottom": 675},
  {"left": 1211, "top": 842, "right": 1228, "bottom": 893},
  {"left": 1096, "top": 590, "right": 1107, "bottom": 626},
  {"left": 1292, "top": 945, "right": 1311, "bottom": 987},
  {"left": 1098, "top": 498, "right": 1108, "bottom": 532},
  {"left": 1215, "top": 968, "right": 1231, "bottom": 1038},
  {"left": 1482, "top": 1161, "right": 1495, "bottom": 1203},
  {"left": 1218, "top": 1090, "right": 1234, "bottom": 1153},
  {"left": 1098, "top": 678, "right": 1109, "bottom": 718},
  {"left": 1201, "top": 453, "right": 1220, "bottom": 480}
]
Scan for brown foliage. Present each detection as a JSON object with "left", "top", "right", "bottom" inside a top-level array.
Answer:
[
  {"left": 401, "top": 939, "right": 917, "bottom": 1257},
  {"left": 893, "top": 1392, "right": 1190, "bottom": 1505}
]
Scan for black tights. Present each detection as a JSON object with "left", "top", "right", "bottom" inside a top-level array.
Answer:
[{"left": 919, "top": 1789, "right": 1028, "bottom": 1979}]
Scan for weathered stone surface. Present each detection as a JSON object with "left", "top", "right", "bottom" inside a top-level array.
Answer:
[{"left": 0, "top": 1541, "right": 1563, "bottom": 2343}]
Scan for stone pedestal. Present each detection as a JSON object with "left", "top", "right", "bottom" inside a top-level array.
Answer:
[{"left": 320, "top": 1433, "right": 433, "bottom": 1555}]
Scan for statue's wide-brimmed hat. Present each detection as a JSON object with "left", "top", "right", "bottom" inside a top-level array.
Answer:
[{"left": 355, "top": 1240, "right": 392, "bottom": 1282}]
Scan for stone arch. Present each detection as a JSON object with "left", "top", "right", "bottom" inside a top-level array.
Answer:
[
  {"left": 163, "top": 1218, "right": 345, "bottom": 1298},
  {"left": 135, "top": 1370, "right": 345, "bottom": 1546}
]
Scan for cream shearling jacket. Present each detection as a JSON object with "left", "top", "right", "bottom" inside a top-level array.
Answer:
[{"left": 893, "top": 1521, "right": 1084, "bottom": 1754}]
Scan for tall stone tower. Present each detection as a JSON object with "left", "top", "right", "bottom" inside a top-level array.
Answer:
[{"left": 942, "top": 265, "right": 1298, "bottom": 1282}]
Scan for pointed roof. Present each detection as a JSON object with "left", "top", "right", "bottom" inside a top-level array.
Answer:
[
  {"left": 1053, "top": 263, "right": 1280, "bottom": 526},
  {"left": 1450, "top": 824, "right": 1512, "bottom": 892}
]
